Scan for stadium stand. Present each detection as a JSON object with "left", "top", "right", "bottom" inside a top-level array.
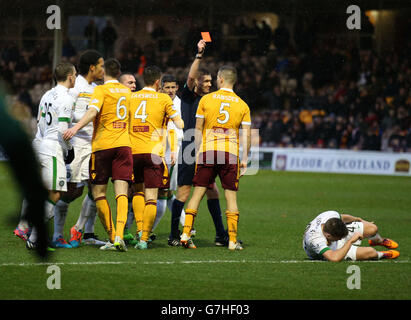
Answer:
[{"left": 1, "top": 15, "right": 410, "bottom": 152}]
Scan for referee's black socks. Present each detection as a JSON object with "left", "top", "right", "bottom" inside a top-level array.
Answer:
[
  {"left": 207, "top": 198, "right": 226, "bottom": 239},
  {"left": 170, "top": 199, "right": 185, "bottom": 238}
]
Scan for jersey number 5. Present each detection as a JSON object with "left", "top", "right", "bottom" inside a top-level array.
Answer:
[{"left": 217, "top": 102, "right": 230, "bottom": 124}]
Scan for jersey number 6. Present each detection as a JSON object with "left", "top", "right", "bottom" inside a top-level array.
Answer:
[{"left": 116, "top": 96, "right": 127, "bottom": 120}]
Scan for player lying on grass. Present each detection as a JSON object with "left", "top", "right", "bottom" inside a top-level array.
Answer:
[{"left": 303, "top": 210, "right": 399, "bottom": 262}]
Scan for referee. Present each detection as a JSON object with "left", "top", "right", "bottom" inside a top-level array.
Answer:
[{"left": 169, "top": 39, "right": 228, "bottom": 246}]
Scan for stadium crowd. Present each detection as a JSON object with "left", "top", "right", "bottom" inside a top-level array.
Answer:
[{"left": 1, "top": 19, "right": 410, "bottom": 152}]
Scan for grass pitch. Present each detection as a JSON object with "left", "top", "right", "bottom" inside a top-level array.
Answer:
[{"left": 0, "top": 162, "right": 410, "bottom": 300}]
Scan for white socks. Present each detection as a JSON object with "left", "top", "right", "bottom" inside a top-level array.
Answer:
[
  {"left": 76, "top": 194, "right": 96, "bottom": 233},
  {"left": 369, "top": 232, "right": 383, "bottom": 244},
  {"left": 31, "top": 200, "right": 56, "bottom": 243},
  {"left": 152, "top": 199, "right": 167, "bottom": 231},
  {"left": 17, "top": 199, "right": 29, "bottom": 230},
  {"left": 126, "top": 199, "right": 135, "bottom": 230},
  {"left": 84, "top": 210, "right": 97, "bottom": 234},
  {"left": 52, "top": 200, "right": 68, "bottom": 241}
]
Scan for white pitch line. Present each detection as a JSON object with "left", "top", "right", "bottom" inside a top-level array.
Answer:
[{"left": 0, "top": 259, "right": 409, "bottom": 267}]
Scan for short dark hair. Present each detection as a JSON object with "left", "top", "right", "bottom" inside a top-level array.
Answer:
[
  {"left": 143, "top": 65, "right": 162, "bottom": 86},
  {"left": 161, "top": 74, "right": 177, "bottom": 87},
  {"left": 218, "top": 65, "right": 237, "bottom": 85},
  {"left": 78, "top": 50, "right": 102, "bottom": 76},
  {"left": 323, "top": 218, "right": 348, "bottom": 239},
  {"left": 54, "top": 62, "right": 75, "bottom": 82},
  {"left": 119, "top": 72, "right": 135, "bottom": 82},
  {"left": 196, "top": 68, "right": 211, "bottom": 79},
  {"left": 104, "top": 58, "right": 121, "bottom": 78}
]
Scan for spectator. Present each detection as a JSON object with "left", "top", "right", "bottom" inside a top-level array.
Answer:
[
  {"left": 273, "top": 19, "right": 290, "bottom": 54},
  {"left": 1, "top": 21, "right": 409, "bottom": 153},
  {"left": 362, "top": 126, "right": 381, "bottom": 151},
  {"left": 84, "top": 19, "right": 99, "bottom": 49},
  {"left": 101, "top": 20, "right": 118, "bottom": 58}
]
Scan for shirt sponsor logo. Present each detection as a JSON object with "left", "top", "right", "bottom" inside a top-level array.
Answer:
[
  {"left": 113, "top": 121, "right": 127, "bottom": 129},
  {"left": 212, "top": 126, "right": 231, "bottom": 134},
  {"left": 133, "top": 125, "right": 149, "bottom": 132}
]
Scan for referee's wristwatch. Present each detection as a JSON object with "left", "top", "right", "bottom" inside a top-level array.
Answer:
[{"left": 195, "top": 53, "right": 203, "bottom": 59}]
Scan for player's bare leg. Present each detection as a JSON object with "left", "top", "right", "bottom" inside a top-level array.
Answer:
[
  {"left": 176, "top": 184, "right": 191, "bottom": 202},
  {"left": 61, "top": 182, "right": 84, "bottom": 203},
  {"left": 362, "top": 221, "right": 378, "bottom": 238},
  {"left": 355, "top": 246, "right": 399, "bottom": 260}
]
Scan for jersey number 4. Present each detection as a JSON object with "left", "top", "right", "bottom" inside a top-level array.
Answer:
[
  {"left": 217, "top": 102, "right": 230, "bottom": 124},
  {"left": 134, "top": 100, "right": 148, "bottom": 123}
]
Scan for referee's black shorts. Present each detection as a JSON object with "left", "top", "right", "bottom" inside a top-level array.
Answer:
[{"left": 177, "top": 161, "right": 196, "bottom": 186}]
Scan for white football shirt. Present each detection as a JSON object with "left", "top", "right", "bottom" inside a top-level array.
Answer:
[
  {"left": 69, "top": 75, "right": 95, "bottom": 147},
  {"left": 36, "top": 84, "right": 74, "bottom": 157},
  {"left": 303, "top": 210, "right": 341, "bottom": 260},
  {"left": 167, "top": 95, "right": 184, "bottom": 142}
]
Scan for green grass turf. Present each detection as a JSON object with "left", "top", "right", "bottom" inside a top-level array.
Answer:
[{"left": 0, "top": 162, "right": 410, "bottom": 300}]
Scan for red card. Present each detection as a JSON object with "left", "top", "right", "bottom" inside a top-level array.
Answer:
[{"left": 201, "top": 32, "right": 212, "bottom": 42}]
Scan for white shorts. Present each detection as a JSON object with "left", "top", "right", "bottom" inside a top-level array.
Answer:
[
  {"left": 38, "top": 153, "right": 67, "bottom": 192},
  {"left": 336, "top": 221, "right": 364, "bottom": 261},
  {"left": 66, "top": 145, "right": 91, "bottom": 184}
]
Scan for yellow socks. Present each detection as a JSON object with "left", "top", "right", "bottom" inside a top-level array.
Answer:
[
  {"left": 132, "top": 192, "right": 145, "bottom": 233},
  {"left": 141, "top": 200, "right": 157, "bottom": 242},
  {"left": 226, "top": 211, "right": 239, "bottom": 243},
  {"left": 115, "top": 194, "right": 128, "bottom": 239},
  {"left": 183, "top": 208, "right": 197, "bottom": 236},
  {"left": 95, "top": 196, "right": 115, "bottom": 243}
]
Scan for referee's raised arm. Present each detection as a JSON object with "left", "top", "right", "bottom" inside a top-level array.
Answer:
[{"left": 186, "top": 39, "right": 206, "bottom": 91}]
